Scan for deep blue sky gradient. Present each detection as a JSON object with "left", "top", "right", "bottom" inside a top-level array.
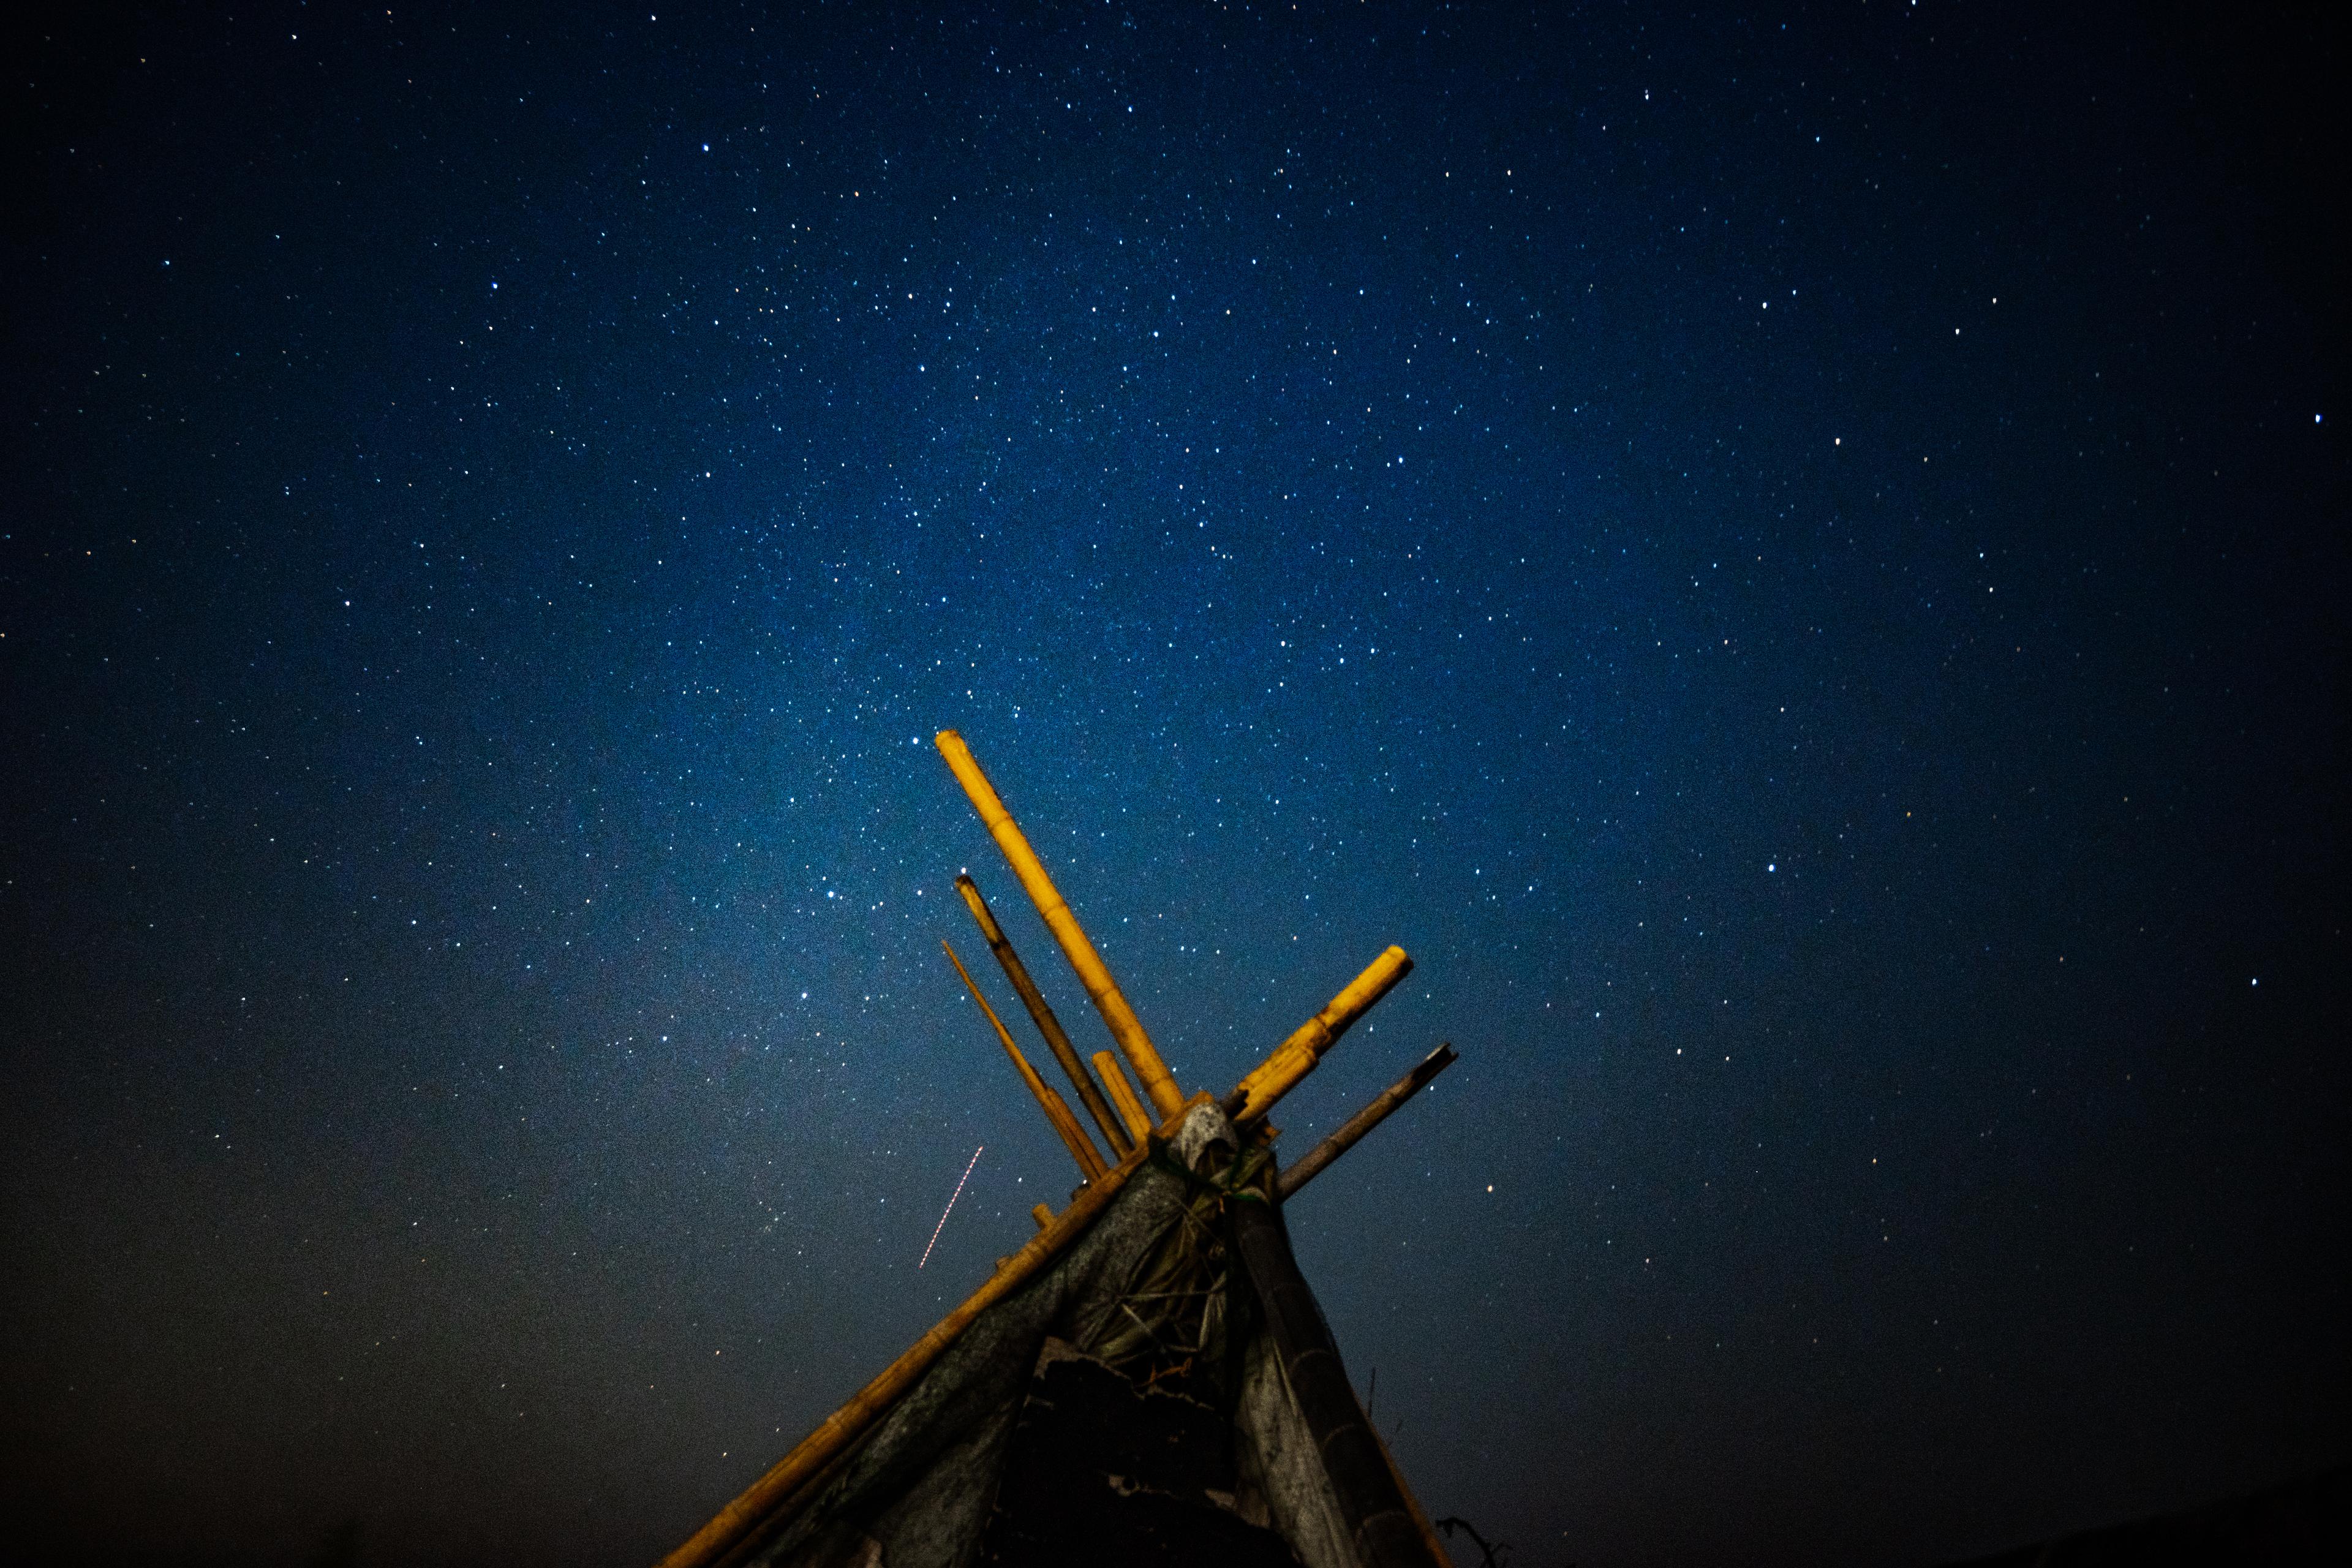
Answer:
[{"left": 4, "top": 4, "right": 2344, "bottom": 1565}]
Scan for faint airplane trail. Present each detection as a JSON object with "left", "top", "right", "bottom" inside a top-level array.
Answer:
[{"left": 919, "top": 1144, "right": 984, "bottom": 1269}]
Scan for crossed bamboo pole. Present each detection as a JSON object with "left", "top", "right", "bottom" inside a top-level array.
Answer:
[
  {"left": 934, "top": 728, "right": 1413, "bottom": 1152},
  {"left": 655, "top": 730, "right": 1450, "bottom": 1568},
  {"left": 935, "top": 729, "right": 1186, "bottom": 1122}
]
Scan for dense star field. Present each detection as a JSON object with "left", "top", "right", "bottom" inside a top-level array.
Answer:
[{"left": 4, "top": 4, "right": 2343, "bottom": 1566}]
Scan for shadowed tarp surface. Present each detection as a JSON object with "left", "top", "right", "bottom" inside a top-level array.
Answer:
[{"left": 716, "top": 1111, "right": 1372, "bottom": 1568}]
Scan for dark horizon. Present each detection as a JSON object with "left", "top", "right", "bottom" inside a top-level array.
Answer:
[{"left": 4, "top": 3, "right": 2344, "bottom": 1565}]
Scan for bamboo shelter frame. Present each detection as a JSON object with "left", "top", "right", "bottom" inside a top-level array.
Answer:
[
  {"left": 657, "top": 732, "right": 1453, "bottom": 1568},
  {"left": 934, "top": 729, "right": 1186, "bottom": 1120},
  {"left": 657, "top": 1057, "right": 1452, "bottom": 1568}
]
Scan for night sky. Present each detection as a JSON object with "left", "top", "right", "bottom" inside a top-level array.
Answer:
[{"left": 5, "top": 4, "right": 2345, "bottom": 1566}]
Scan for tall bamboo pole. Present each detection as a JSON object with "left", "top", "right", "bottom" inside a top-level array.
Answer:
[
  {"left": 933, "top": 729, "right": 1185, "bottom": 1120},
  {"left": 1228, "top": 1174, "right": 1446, "bottom": 1568},
  {"left": 1225, "top": 945, "right": 1414, "bottom": 1123},
  {"left": 941, "top": 941, "right": 1107, "bottom": 1182},
  {"left": 952, "top": 873, "right": 1133, "bottom": 1158}
]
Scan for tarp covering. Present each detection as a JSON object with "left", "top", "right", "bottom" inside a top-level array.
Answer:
[{"left": 719, "top": 1107, "right": 1363, "bottom": 1568}]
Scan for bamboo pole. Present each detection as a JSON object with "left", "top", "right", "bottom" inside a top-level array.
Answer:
[
  {"left": 934, "top": 729, "right": 1185, "bottom": 1120},
  {"left": 1225, "top": 946, "right": 1414, "bottom": 1123},
  {"left": 1229, "top": 1170, "right": 1446, "bottom": 1568},
  {"left": 1275, "top": 1043, "right": 1457, "bottom": 1202},
  {"left": 654, "top": 1093, "right": 1211, "bottom": 1568},
  {"left": 941, "top": 941, "right": 1107, "bottom": 1183},
  {"left": 952, "top": 873, "right": 1133, "bottom": 1158},
  {"left": 1030, "top": 1203, "right": 1054, "bottom": 1229},
  {"left": 1370, "top": 1408, "right": 1455, "bottom": 1568},
  {"left": 1093, "top": 1050, "right": 1154, "bottom": 1145}
]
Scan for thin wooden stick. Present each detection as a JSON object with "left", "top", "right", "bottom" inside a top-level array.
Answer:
[
  {"left": 1276, "top": 1043, "right": 1457, "bottom": 1202},
  {"left": 953, "top": 873, "right": 1133, "bottom": 1158},
  {"left": 942, "top": 941, "right": 1107, "bottom": 1182},
  {"left": 934, "top": 729, "right": 1184, "bottom": 1120}
]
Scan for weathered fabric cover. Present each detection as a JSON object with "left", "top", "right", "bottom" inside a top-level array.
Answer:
[{"left": 726, "top": 1107, "right": 1358, "bottom": 1568}]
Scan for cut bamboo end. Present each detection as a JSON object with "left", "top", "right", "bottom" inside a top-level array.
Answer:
[
  {"left": 1031, "top": 1204, "right": 1054, "bottom": 1229},
  {"left": 942, "top": 940, "right": 1108, "bottom": 1182},
  {"left": 1228, "top": 945, "right": 1414, "bottom": 1123},
  {"left": 1093, "top": 1049, "right": 1155, "bottom": 1144},
  {"left": 954, "top": 872, "right": 1134, "bottom": 1159},
  {"left": 935, "top": 730, "right": 1186, "bottom": 1121}
]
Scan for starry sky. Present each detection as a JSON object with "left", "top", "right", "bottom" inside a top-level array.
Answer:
[{"left": 4, "top": 4, "right": 2345, "bottom": 1566}]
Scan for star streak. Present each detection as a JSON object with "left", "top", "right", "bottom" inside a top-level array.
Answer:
[{"left": 918, "top": 1145, "right": 984, "bottom": 1270}]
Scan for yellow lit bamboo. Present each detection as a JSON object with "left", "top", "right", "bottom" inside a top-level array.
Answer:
[
  {"left": 1093, "top": 1049, "right": 1155, "bottom": 1144},
  {"left": 954, "top": 873, "right": 1133, "bottom": 1158},
  {"left": 942, "top": 941, "right": 1107, "bottom": 1182},
  {"left": 1227, "top": 945, "right": 1415, "bottom": 1123},
  {"left": 935, "top": 729, "right": 1185, "bottom": 1120},
  {"left": 1030, "top": 1203, "right": 1054, "bottom": 1229}
]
